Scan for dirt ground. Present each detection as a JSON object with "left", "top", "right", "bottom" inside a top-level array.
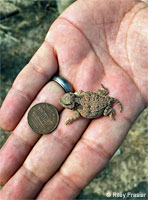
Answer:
[{"left": 0, "top": 1, "right": 148, "bottom": 199}]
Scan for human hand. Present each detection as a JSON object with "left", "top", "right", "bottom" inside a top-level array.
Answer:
[{"left": 0, "top": 0, "right": 148, "bottom": 199}]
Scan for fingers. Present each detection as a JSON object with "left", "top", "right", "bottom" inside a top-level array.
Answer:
[
  {"left": 0, "top": 111, "right": 89, "bottom": 199},
  {"left": 0, "top": 41, "right": 58, "bottom": 131},
  {"left": 0, "top": 81, "right": 65, "bottom": 185},
  {"left": 37, "top": 121, "right": 127, "bottom": 200},
  {"left": 0, "top": 166, "right": 43, "bottom": 200},
  {"left": 23, "top": 111, "right": 89, "bottom": 182},
  {"left": 36, "top": 109, "right": 141, "bottom": 199}
]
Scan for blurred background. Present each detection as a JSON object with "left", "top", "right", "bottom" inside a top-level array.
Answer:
[{"left": 0, "top": 0, "right": 148, "bottom": 199}]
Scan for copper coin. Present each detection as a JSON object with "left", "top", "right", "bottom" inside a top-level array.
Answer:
[{"left": 27, "top": 103, "right": 59, "bottom": 134}]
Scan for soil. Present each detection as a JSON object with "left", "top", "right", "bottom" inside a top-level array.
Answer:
[{"left": 0, "top": 1, "right": 148, "bottom": 199}]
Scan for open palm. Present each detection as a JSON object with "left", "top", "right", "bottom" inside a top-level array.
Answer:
[{"left": 0, "top": 0, "right": 148, "bottom": 199}]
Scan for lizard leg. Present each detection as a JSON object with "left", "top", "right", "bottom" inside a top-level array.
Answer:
[
  {"left": 65, "top": 111, "right": 81, "bottom": 124},
  {"left": 96, "top": 84, "right": 109, "bottom": 96},
  {"left": 111, "top": 97, "right": 123, "bottom": 112},
  {"left": 103, "top": 107, "right": 115, "bottom": 120}
]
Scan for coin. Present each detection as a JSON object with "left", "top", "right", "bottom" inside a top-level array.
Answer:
[{"left": 27, "top": 103, "right": 59, "bottom": 134}]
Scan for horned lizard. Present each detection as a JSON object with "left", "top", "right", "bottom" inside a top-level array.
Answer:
[{"left": 60, "top": 84, "right": 122, "bottom": 124}]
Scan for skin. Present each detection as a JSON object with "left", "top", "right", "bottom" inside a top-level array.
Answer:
[{"left": 0, "top": 0, "right": 148, "bottom": 199}]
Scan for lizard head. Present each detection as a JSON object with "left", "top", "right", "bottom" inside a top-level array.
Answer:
[{"left": 59, "top": 92, "right": 76, "bottom": 109}]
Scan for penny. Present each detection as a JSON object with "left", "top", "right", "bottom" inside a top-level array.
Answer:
[{"left": 27, "top": 103, "right": 59, "bottom": 134}]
